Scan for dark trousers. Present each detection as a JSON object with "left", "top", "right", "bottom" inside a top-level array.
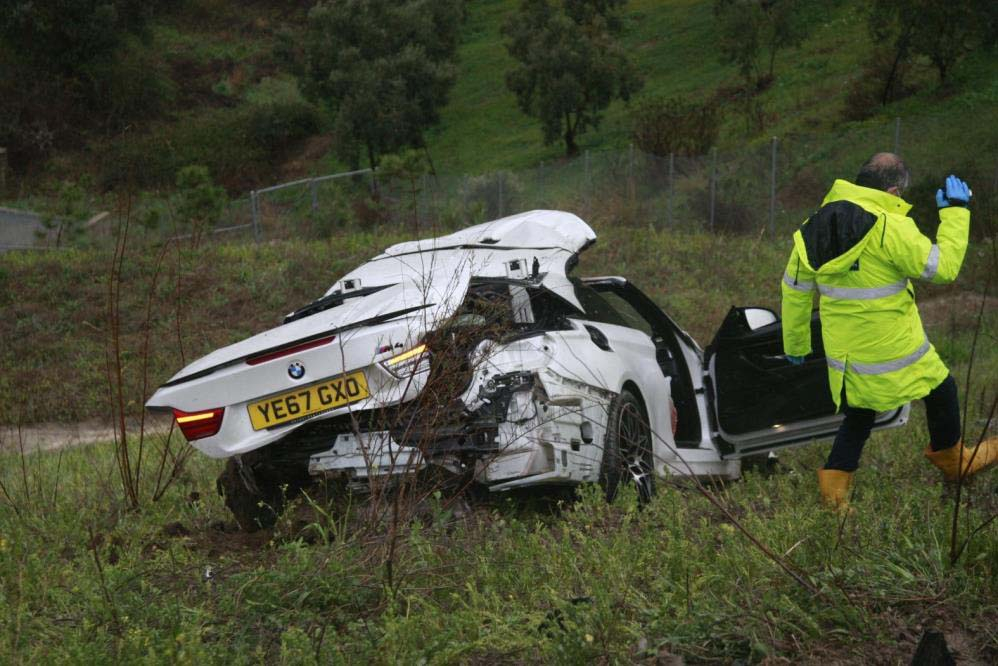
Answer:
[{"left": 824, "top": 374, "right": 961, "bottom": 472}]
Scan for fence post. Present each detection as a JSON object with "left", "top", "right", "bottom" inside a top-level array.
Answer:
[
  {"left": 709, "top": 147, "right": 717, "bottom": 231},
  {"left": 497, "top": 172, "right": 504, "bottom": 218},
  {"left": 310, "top": 179, "right": 319, "bottom": 214},
  {"left": 769, "top": 137, "right": 778, "bottom": 238},
  {"left": 584, "top": 150, "right": 591, "bottom": 218},
  {"left": 893, "top": 117, "right": 901, "bottom": 153},
  {"left": 251, "top": 190, "right": 261, "bottom": 243},
  {"left": 667, "top": 152, "right": 674, "bottom": 227},
  {"left": 0, "top": 147, "right": 6, "bottom": 194}
]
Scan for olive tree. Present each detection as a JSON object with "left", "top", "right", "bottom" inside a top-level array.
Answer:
[
  {"left": 297, "top": 0, "right": 464, "bottom": 170},
  {"left": 503, "top": 0, "right": 642, "bottom": 157},
  {"left": 712, "top": 0, "right": 820, "bottom": 89}
]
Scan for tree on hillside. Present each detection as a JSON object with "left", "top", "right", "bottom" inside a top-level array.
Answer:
[
  {"left": 296, "top": 0, "right": 465, "bottom": 170},
  {"left": 503, "top": 0, "right": 642, "bottom": 158},
  {"left": 712, "top": 0, "right": 820, "bottom": 89},
  {"left": 869, "top": 0, "right": 994, "bottom": 86}
]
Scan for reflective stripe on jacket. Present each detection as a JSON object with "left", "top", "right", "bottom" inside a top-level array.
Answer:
[{"left": 781, "top": 179, "right": 969, "bottom": 412}]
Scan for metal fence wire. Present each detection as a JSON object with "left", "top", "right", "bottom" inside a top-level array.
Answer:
[
  {"left": 3, "top": 113, "right": 997, "bottom": 251},
  {"left": 242, "top": 114, "right": 998, "bottom": 245}
]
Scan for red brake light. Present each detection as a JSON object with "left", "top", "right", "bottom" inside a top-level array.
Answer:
[
  {"left": 246, "top": 335, "right": 336, "bottom": 366},
  {"left": 173, "top": 407, "right": 225, "bottom": 441}
]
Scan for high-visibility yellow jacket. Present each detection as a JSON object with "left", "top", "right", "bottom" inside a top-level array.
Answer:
[{"left": 781, "top": 179, "right": 969, "bottom": 412}]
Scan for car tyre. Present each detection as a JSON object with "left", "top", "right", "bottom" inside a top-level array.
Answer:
[
  {"left": 216, "top": 451, "right": 308, "bottom": 532},
  {"left": 599, "top": 389, "right": 656, "bottom": 503}
]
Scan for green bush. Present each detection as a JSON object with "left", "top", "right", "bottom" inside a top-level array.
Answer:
[
  {"left": 630, "top": 96, "right": 721, "bottom": 157},
  {"left": 460, "top": 171, "right": 523, "bottom": 221},
  {"left": 101, "top": 98, "right": 319, "bottom": 191}
]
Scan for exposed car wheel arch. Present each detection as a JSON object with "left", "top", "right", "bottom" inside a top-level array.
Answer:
[
  {"left": 600, "top": 386, "right": 656, "bottom": 503},
  {"left": 620, "top": 380, "right": 649, "bottom": 421}
]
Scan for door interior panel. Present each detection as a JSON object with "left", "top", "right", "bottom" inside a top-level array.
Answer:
[{"left": 707, "top": 307, "right": 834, "bottom": 437}]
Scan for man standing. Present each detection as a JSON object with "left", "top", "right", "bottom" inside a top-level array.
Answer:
[{"left": 780, "top": 153, "right": 997, "bottom": 510}]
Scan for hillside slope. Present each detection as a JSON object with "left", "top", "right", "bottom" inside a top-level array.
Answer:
[{"left": 4, "top": 0, "right": 997, "bottom": 200}]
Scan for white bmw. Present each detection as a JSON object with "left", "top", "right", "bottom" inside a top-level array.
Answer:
[{"left": 147, "top": 211, "right": 909, "bottom": 529}]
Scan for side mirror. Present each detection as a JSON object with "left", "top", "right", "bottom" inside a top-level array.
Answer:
[{"left": 743, "top": 307, "right": 778, "bottom": 331}]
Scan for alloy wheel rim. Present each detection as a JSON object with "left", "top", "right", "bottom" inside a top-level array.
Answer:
[{"left": 618, "top": 401, "right": 654, "bottom": 502}]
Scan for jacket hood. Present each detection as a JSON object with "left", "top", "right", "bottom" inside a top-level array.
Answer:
[{"left": 793, "top": 179, "right": 910, "bottom": 275}]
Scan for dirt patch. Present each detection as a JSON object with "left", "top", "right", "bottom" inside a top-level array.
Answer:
[{"left": 0, "top": 414, "right": 174, "bottom": 454}]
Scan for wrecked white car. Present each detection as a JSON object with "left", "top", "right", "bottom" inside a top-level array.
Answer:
[{"left": 146, "top": 211, "right": 909, "bottom": 528}]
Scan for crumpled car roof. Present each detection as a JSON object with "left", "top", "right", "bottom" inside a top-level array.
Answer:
[
  {"left": 163, "top": 211, "right": 595, "bottom": 383},
  {"left": 373, "top": 209, "right": 596, "bottom": 258}
]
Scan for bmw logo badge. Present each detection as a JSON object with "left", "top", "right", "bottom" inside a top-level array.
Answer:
[{"left": 288, "top": 362, "right": 305, "bottom": 380}]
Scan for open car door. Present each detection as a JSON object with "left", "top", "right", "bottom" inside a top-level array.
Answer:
[{"left": 706, "top": 306, "right": 909, "bottom": 458}]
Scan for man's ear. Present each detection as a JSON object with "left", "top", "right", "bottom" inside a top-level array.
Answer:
[{"left": 886, "top": 186, "right": 900, "bottom": 196}]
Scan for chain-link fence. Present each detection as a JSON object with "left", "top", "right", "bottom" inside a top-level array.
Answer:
[
  {"left": 243, "top": 114, "right": 998, "bottom": 245},
  {"left": 4, "top": 113, "right": 997, "bottom": 251}
]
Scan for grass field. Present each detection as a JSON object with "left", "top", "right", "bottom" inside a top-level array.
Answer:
[
  {"left": 2, "top": 221, "right": 996, "bottom": 663},
  {"left": 2, "top": 381, "right": 996, "bottom": 662}
]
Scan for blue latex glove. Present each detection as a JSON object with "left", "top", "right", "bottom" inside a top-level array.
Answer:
[
  {"left": 785, "top": 355, "right": 805, "bottom": 366},
  {"left": 936, "top": 175, "right": 972, "bottom": 208}
]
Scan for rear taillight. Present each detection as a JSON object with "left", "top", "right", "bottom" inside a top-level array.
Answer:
[
  {"left": 173, "top": 407, "right": 225, "bottom": 441},
  {"left": 380, "top": 344, "right": 429, "bottom": 378}
]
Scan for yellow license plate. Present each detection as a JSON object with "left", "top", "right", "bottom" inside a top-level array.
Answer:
[{"left": 248, "top": 371, "right": 370, "bottom": 430}]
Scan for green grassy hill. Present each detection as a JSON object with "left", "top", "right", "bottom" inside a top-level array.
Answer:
[
  {"left": 426, "top": 0, "right": 998, "bottom": 174},
  {"left": 7, "top": 0, "right": 998, "bottom": 201}
]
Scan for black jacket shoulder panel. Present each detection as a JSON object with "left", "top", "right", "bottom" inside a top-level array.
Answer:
[{"left": 800, "top": 200, "right": 877, "bottom": 270}]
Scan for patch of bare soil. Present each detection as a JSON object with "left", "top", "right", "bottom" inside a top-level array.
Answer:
[{"left": 0, "top": 414, "right": 174, "bottom": 454}]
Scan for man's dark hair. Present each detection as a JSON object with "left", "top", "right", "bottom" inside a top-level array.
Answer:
[{"left": 855, "top": 152, "right": 911, "bottom": 193}]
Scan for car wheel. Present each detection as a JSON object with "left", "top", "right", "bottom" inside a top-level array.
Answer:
[
  {"left": 599, "top": 389, "right": 656, "bottom": 503},
  {"left": 216, "top": 451, "right": 308, "bottom": 532}
]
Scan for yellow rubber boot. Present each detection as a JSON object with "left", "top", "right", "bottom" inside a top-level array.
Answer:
[
  {"left": 817, "top": 469, "right": 854, "bottom": 512},
  {"left": 924, "top": 437, "right": 998, "bottom": 481}
]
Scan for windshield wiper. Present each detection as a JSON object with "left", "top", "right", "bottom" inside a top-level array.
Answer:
[{"left": 284, "top": 284, "right": 395, "bottom": 324}]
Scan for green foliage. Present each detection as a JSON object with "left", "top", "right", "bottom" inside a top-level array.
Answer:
[
  {"left": 0, "top": 1, "right": 168, "bottom": 167},
  {"left": 377, "top": 149, "right": 430, "bottom": 182},
  {"left": 460, "top": 170, "right": 524, "bottom": 221},
  {"left": 2, "top": 404, "right": 997, "bottom": 662},
  {"left": 295, "top": 0, "right": 465, "bottom": 169},
  {"left": 378, "top": 149, "right": 432, "bottom": 231},
  {"left": 630, "top": 96, "right": 721, "bottom": 157},
  {"left": 843, "top": 48, "right": 916, "bottom": 120},
  {"left": 173, "top": 165, "right": 226, "bottom": 239},
  {"left": 0, "top": 1, "right": 154, "bottom": 76},
  {"left": 37, "top": 179, "right": 94, "bottom": 247},
  {"left": 869, "top": 0, "right": 994, "bottom": 85},
  {"left": 503, "top": 0, "right": 643, "bottom": 157},
  {"left": 103, "top": 97, "right": 319, "bottom": 190},
  {"left": 712, "top": 0, "right": 822, "bottom": 88}
]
